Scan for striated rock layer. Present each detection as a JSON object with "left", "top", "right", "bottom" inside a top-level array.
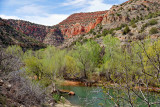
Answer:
[
  {"left": 59, "top": 11, "right": 108, "bottom": 38},
  {"left": 3, "top": 0, "right": 160, "bottom": 46}
]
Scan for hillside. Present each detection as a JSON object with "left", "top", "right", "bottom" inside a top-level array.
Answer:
[
  {"left": 2, "top": 0, "right": 160, "bottom": 48},
  {"left": 59, "top": 0, "right": 160, "bottom": 48},
  {"left": 6, "top": 19, "right": 64, "bottom": 46},
  {"left": 5, "top": 10, "right": 107, "bottom": 45},
  {"left": 0, "top": 18, "right": 46, "bottom": 49}
]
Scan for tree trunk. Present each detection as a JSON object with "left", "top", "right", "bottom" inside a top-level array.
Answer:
[{"left": 84, "top": 68, "right": 87, "bottom": 79}]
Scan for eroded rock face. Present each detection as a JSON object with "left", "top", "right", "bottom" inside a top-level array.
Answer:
[{"left": 59, "top": 11, "right": 108, "bottom": 38}]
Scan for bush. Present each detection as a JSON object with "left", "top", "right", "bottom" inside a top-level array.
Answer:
[
  {"left": 132, "top": 23, "right": 137, "bottom": 28},
  {"left": 0, "top": 46, "right": 23, "bottom": 73},
  {"left": 145, "top": 11, "right": 160, "bottom": 19},
  {"left": 99, "top": 26, "right": 103, "bottom": 30},
  {"left": 96, "top": 34, "right": 102, "bottom": 38},
  {"left": 102, "top": 29, "right": 109, "bottom": 36},
  {"left": 115, "top": 27, "right": 122, "bottom": 30},
  {"left": 148, "top": 19, "right": 158, "bottom": 25},
  {"left": 122, "top": 26, "right": 130, "bottom": 35},
  {"left": 93, "top": 32, "right": 96, "bottom": 35},
  {"left": 116, "top": 13, "right": 121, "bottom": 16},
  {"left": 89, "top": 29, "right": 94, "bottom": 34},
  {"left": 53, "top": 94, "right": 61, "bottom": 102},
  {"left": 120, "top": 23, "right": 127, "bottom": 28},
  {"left": 149, "top": 27, "right": 158, "bottom": 34},
  {"left": 130, "top": 18, "right": 138, "bottom": 26},
  {"left": 140, "top": 24, "right": 147, "bottom": 32},
  {"left": 7, "top": 71, "right": 47, "bottom": 106}
]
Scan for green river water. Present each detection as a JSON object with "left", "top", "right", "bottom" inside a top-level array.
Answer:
[{"left": 59, "top": 85, "right": 160, "bottom": 107}]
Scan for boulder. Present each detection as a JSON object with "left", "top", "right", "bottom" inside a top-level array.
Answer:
[
  {"left": 0, "top": 79, "right": 4, "bottom": 86},
  {"left": 68, "top": 91, "right": 75, "bottom": 96},
  {"left": 6, "top": 83, "right": 12, "bottom": 91}
]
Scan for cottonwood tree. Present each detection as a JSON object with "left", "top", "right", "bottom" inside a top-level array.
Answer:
[
  {"left": 73, "top": 40, "right": 101, "bottom": 79},
  {"left": 101, "top": 36, "right": 160, "bottom": 107}
]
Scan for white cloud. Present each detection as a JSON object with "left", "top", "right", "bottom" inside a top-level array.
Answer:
[
  {"left": 1, "top": 0, "right": 69, "bottom": 26},
  {"left": 119, "top": 0, "right": 128, "bottom": 2},
  {"left": 62, "top": 0, "right": 113, "bottom": 12},
  {"left": 0, "top": 14, "right": 20, "bottom": 20},
  {"left": 23, "top": 14, "right": 69, "bottom": 26},
  {"left": 6, "top": 0, "right": 44, "bottom": 6},
  {"left": 82, "top": 0, "right": 112, "bottom": 12},
  {"left": 62, "top": 0, "right": 86, "bottom": 7},
  {"left": 1, "top": 0, "right": 127, "bottom": 26},
  {"left": 0, "top": 14, "right": 69, "bottom": 26},
  {"left": 16, "top": 4, "right": 46, "bottom": 15}
]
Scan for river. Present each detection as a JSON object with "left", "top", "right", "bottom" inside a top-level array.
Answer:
[{"left": 59, "top": 85, "right": 160, "bottom": 107}]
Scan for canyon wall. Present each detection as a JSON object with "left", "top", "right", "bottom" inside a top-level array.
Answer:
[{"left": 3, "top": 0, "right": 160, "bottom": 46}]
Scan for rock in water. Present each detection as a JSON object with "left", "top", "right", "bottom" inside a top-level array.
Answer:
[{"left": 68, "top": 91, "right": 75, "bottom": 95}]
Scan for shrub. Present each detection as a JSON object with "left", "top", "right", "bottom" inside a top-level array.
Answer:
[
  {"left": 122, "top": 26, "right": 130, "bottom": 35},
  {"left": 149, "top": 27, "right": 158, "bottom": 34},
  {"left": 8, "top": 71, "right": 47, "bottom": 106},
  {"left": 89, "top": 29, "right": 94, "bottom": 34},
  {"left": 145, "top": 11, "right": 160, "bottom": 19},
  {"left": 140, "top": 23, "right": 148, "bottom": 32},
  {"left": 102, "top": 29, "right": 109, "bottom": 36},
  {"left": 116, "top": 13, "right": 121, "bottom": 16},
  {"left": 0, "top": 46, "right": 23, "bottom": 73},
  {"left": 130, "top": 18, "right": 138, "bottom": 26},
  {"left": 99, "top": 26, "right": 103, "bottom": 30},
  {"left": 148, "top": 19, "right": 158, "bottom": 25},
  {"left": 53, "top": 94, "right": 60, "bottom": 102},
  {"left": 93, "top": 32, "right": 96, "bottom": 35},
  {"left": 96, "top": 34, "right": 102, "bottom": 38},
  {"left": 120, "top": 23, "right": 127, "bottom": 28},
  {"left": 132, "top": 23, "right": 137, "bottom": 28}
]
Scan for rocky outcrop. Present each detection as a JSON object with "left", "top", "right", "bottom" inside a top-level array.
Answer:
[
  {"left": 102, "top": 0, "right": 160, "bottom": 26},
  {"left": 59, "top": 11, "right": 108, "bottom": 38}
]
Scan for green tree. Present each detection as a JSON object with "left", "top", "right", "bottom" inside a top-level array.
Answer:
[
  {"left": 65, "top": 55, "right": 80, "bottom": 78},
  {"left": 23, "top": 46, "right": 66, "bottom": 86},
  {"left": 73, "top": 40, "right": 101, "bottom": 79},
  {"left": 102, "top": 35, "right": 125, "bottom": 82}
]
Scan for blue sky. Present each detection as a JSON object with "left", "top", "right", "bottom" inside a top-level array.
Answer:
[{"left": 0, "top": 0, "right": 127, "bottom": 26}]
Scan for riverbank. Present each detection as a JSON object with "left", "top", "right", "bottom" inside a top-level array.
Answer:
[
  {"left": 55, "top": 96, "right": 79, "bottom": 107},
  {"left": 60, "top": 80, "right": 160, "bottom": 93},
  {"left": 55, "top": 103, "right": 79, "bottom": 107}
]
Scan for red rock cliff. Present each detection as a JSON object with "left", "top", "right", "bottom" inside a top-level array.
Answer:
[{"left": 59, "top": 11, "right": 108, "bottom": 38}]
